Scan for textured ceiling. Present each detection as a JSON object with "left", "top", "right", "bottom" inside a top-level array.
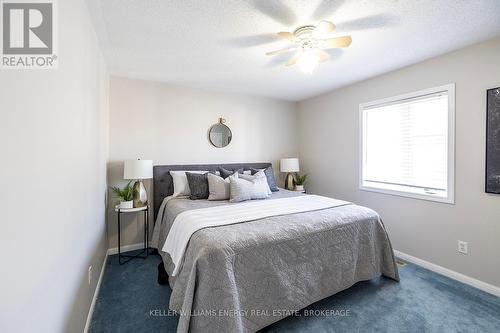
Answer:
[{"left": 87, "top": 0, "right": 500, "bottom": 101}]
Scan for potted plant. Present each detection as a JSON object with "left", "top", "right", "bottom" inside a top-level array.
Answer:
[
  {"left": 294, "top": 173, "right": 307, "bottom": 192},
  {"left": 110, "top": 181, "right": 134, "bottom": 209}
]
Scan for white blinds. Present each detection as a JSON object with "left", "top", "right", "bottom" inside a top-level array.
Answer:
[{"left": 362, "top": 92, "right": 448, "bottom": 190}]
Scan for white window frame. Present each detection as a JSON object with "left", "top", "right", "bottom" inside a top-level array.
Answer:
[{"left": 359, "top": 84, "right": 455, "bottom": 204}]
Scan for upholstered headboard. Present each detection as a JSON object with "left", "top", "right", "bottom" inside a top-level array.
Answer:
[{"left": 153, "top": 162, "right": 272, "bottom": 218}]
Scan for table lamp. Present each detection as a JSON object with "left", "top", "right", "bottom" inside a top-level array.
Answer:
[
  {"left": 280, "top": 158, "right": 299, "bottom": 190},
  {"left": 124, "top": 159, "right": 153, "bottom": 207}
]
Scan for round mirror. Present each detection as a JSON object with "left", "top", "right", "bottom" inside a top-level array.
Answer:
[{"left": 209, "top": 119, "right": 232, "bottom": 148}]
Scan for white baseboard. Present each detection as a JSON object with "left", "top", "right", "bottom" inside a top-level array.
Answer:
[
  {"left": 107, "top": 242, "right": 145, "bottom": 255},
  {"left": 394, "top": 250, "right": 500, "bottom": 298},
  {"left": 83, "top": 252, "right": 108, "bottom": 333}
]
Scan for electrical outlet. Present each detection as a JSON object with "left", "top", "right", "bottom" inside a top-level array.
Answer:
[
  {"left": 88, "top": 266, "right": 93, "bottom": 285},
  {"left": 458, "top": 241, "right": 468, "bottom": 254}
]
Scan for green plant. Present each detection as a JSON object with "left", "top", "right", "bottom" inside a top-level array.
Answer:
[
  {"left": 294, "top": 173, "right": 307, "bottom": 186},
  {"left": 110, "top": 181, "right": 134, "bottom": 201}
]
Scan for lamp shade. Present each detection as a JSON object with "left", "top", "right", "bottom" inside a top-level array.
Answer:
[
  {"left": 123, "top": 159, "right": 153, "bottom": 180},
  {"left": 280, "top": 158, "right": 300, "bottom": 173}
]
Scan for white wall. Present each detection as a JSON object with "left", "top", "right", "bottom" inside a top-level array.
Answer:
[
  {"left": 108, "top": 76, "right": 298, "bottom": 249},
  {"left": 0, "top": 1, "right": 109, "bottom": 332},
  {"left": 298, "top": 37, "right": 500, "bottom": 288}
]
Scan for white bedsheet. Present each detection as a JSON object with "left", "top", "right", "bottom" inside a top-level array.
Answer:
[{"left": 163, "top": 195, "right": 351, "bottom": 276}]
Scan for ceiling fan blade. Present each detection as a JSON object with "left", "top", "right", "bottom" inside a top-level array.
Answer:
[
  {"left": 321, "top": 35, "right": 352, "bottom": 49},
  {"left": 266, "top": 47, "right": 296, "bottom": 56},
  {"left": 312, "top": 20, "right": 336, "bottom": 39},
  {"left": 277, "top": 31, "right": 295, "bottom": 42},
  {"left": 316, "top": 49, "right": 330, "bottom": 63},
  {"left": 286, "top": 53, "right": 300, "bottom": 66}
]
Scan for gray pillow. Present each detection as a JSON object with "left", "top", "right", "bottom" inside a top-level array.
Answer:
[
  {"left": 186, "top": 172, "right": 209, "bottom": 200},
  {"left": 251, "top": 166, "right": 279, "bottom": 192},
  {"left": 229, "top": 173, "right": 270, "bottom": 203},
  {"left": 219, "top": 167, "right": 244, "bottom": 179},
  {"left": 207, "top": 173, "right": 231, "bottom": 200}
]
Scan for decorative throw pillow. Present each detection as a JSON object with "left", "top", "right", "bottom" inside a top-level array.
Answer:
[
  {"left": 186, "top": 172, "right": 209, "bottom": 200},
  {"left": 229, "top": 172, "right": 270, "bottom": 203},
  {"left": 170, "top": 170, "right": 207, "bottom": 197},
  {"left": 240, "top": 170, "right": 271, "bottom": 195},
  {"left": 207, "top": 173, "right": 231, "bottom": 200},
  {"left": 219, "top": 167, "right": 244, "bottom": 179},
  {"left": 251, "top": 166, "right": 279, "bottom": 192}
]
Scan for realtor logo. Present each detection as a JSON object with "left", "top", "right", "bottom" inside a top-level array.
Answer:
[{"left": 1, "top": 0, "right": 57, "bottom": 68}]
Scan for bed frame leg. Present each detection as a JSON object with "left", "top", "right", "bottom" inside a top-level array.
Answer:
[{"left": 157, "top": 262, "right": 169, "bottom": 285}]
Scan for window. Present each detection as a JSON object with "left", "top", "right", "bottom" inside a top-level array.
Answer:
[{"left": 359, "top": 84, "right": 455, "bottom": 203}]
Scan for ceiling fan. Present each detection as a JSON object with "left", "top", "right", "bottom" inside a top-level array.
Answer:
[{"left": 266, "top": 20, "right": 352, "bottom": 74}]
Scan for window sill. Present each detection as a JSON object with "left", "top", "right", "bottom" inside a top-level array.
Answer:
[{"left": 359, "top": 182, "right": 454, "bottom": 204}]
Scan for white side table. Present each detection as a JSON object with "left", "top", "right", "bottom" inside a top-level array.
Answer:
[{"left": 114, "top": 205, "right": 150, "bottom": 265}]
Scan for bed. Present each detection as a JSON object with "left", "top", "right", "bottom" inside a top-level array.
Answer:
[{"left": 151, "top": 163, "right": 399, "bottom": 333}]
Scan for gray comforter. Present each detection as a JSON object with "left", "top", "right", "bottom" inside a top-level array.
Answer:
[{"left": 151, "top": 190, "right": 399, "bottom": 333}]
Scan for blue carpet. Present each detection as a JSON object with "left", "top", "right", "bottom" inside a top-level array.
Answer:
[{"left": 90, "top": 251, "right": 500, "bottom": 333}]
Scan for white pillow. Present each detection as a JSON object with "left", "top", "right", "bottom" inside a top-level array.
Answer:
[
  {"left": 239, "top": 170, "right": 271, "bottom": 195},
  {"left": 170, "top": 170, "right": 207, "bottom": 197},
  {"left": 207, "top": 173, "right": 231, "bottom": 200},
  {"left": 229, "top": 172, "right": 270, "bottom": 203}
]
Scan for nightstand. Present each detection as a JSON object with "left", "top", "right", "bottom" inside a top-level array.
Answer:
[{"left": 115, "top": 205, "right": 149, "bottom": 265}]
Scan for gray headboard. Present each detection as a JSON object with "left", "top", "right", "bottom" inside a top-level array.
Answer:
[{"left": 153, "top": 162, "right": 272, "bottom": 218}]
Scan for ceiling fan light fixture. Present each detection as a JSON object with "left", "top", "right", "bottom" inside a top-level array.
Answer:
[
  {"left": 266, "top": 20, "right": 351, "bottom": 74},
  {"left": 297, "top": 50, "right": 320, "bottom": 74}
]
